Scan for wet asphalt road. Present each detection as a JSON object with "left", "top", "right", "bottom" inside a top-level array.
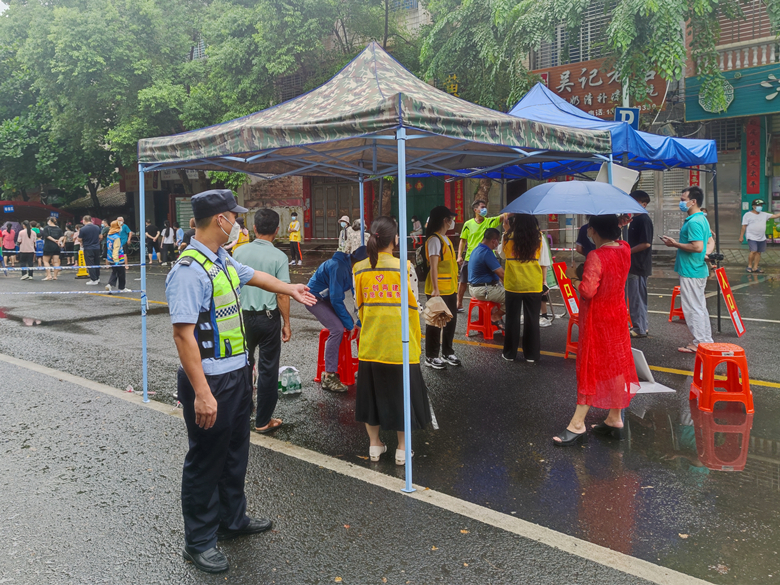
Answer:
[
  {"left": 2, "top": 255, "right": 780, "bottom": 583},
  {"left": 1, "top": 360, "right": 656, "bottom": 585}
]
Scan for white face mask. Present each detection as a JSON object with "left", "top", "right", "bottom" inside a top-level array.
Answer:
[{"left": 219, "top": 215, "right": 240, "bottom": 242}]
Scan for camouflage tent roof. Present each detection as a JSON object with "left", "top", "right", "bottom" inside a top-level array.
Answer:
[{"left": 138, "top": 43, "right": 611, "bottom": 179}]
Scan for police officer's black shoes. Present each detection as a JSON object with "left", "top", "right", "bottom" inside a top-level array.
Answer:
[
  {"left": 182, "top": 545, "right": 229, "bottom": 573},
  {"left": 216, "top": 517, "right": 273, "bottom": 541}
]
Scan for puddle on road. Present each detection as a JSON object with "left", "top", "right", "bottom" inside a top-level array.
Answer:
[{"left": 0, "top": 306, "right": 169, "bottom": 331}]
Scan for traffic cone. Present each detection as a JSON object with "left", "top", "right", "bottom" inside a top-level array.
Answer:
[{"left": 75, "top": 249, "right": 89, "bottom": 279}]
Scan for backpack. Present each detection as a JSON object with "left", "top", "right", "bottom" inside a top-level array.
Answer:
[{"left": 414, "top": 233, "right": 444, "bottom": 280}]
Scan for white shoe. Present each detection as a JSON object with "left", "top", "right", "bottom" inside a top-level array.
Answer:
[
  {"left": 369, "top": 444, "right": 387, "bottom": 462},
  {"left": 105, "top": 284, "right": 112, "bottom": 291},
  {"left": 120, "top": 288, "right": 133, "bottom": 293},
  {"left": 539, "top": 317, "right": 552, "bottom": 328},
  {"left": 297, "top": 261, "right": 302, "bottom": 265},
  {"left": 395, "top": 448, "right": 414, "bottom": 466},
  {"left": 289, "top": 260, "right": 295, "bottom": 265},
  {"left": 86, "top": 280, "right": 99, "bottom": 285}
]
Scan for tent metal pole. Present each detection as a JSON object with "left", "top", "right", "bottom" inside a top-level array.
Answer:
[
  {"left": 712, "top": 163, "right": 722, "bottom": 333},
  {"left": 359, "top": 176, "right": 365, "bottom": 246},
  {"left": 607, "top": 154, "right": 614, "bottom": 185},
  {"left": 138, "top": 164, "right": 149, "bottom": 403},
  {"left": 397, "top": 128, "right": 414, "bottom": 494}
]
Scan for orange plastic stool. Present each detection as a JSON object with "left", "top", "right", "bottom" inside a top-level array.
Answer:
[
  {"left": 690, "top": 343, "right": 753, "bottom": 413},
  {"left": 565, "top": 313, "right": 579, "bottom": 359},
  {"left": 691, "top": 404, "right": 754, "bottom": 471},
  {"left": 465, "top": 298, "right": 500, "bottom": 340},
  {"left": 668, "top": 285, "right": 685, "bottom": 322},
  {"left": 314, "top": 328, "right": 360, "bottom": 386}
]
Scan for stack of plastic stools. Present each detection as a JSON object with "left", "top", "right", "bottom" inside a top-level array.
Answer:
[
  {"left": 668, "top": 285, "right": 685, "bottom": 321},
  {"left": 314, "top": 328, "right": 360, "bottom": 385},
  {"left": 691, "top": 404, "right": 754, "bottom": 471},
  {"left": 465, "top": 298, "right": 499, "bottom": 340},
  {"left": 565, "top": 313, "right": 579, "bottom": 359},
  {"left": 690, "top": 343, "right": 754, "bottom": 413}
]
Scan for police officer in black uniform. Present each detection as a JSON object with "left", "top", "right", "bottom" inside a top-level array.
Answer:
[{"left": 165, "top": 190, "right": 316, "bottom": 573}]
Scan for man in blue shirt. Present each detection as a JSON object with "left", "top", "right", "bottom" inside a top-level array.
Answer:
[
  {"left": 116, "top": 216, "right": 134, "bottom": 266},
  {"left": 165, "top": 190, "right": 316, "bottom": 574},
  {"left": 661, "top": 185, "right": 713, "bottom": 353},
  {"left": 467, "top": 228, "right": 505, "bottom": 326}
]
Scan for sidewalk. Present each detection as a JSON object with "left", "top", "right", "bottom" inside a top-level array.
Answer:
[{"left": 0, "top": 354, "right": 695, "bottom": 585}]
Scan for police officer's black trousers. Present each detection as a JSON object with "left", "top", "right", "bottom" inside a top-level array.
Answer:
[
  {"left": 178, "top": 365, "right": 252, "bottom": 553},
  {"left": 244, "top": 309, "right": 282, "bottom": 428}
]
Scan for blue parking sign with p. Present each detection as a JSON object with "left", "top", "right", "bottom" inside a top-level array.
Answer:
[{"left": 615, "top": 107, "right": 640, "bottom": 130}]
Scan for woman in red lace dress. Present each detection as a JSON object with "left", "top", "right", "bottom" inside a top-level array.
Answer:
[{"left": 553, "top": 214, "right": 639, "bottom": 446}]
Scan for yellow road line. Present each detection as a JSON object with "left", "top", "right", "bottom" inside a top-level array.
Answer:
[
  {"left": 449, "top": 336, "right": 780, "bottom": 389},
  {"left": 93, "top": 293, "right": 169, "bottom": 305}
]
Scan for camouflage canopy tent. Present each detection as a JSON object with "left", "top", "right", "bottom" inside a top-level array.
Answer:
[{"left": 137, "top": 43, "right": 613, "bottom": 492}]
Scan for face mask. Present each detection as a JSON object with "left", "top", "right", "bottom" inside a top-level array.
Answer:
[
  {"left": 291, "top": 216, "right": 297, "bottom": 221},
  {"left": 587, "top": 235, "right": 595, "bottom": 245},
  {"left": 755, "top": 206, "right": 763, "bottom": 212},
  {"left": 679, "top": 200, "right": 690, "bottom": 212},
  {"left": 479, "top": 208, "right": 488, "bottom": 217},
  {"left": 219, "top": 215, "right": 240, "bottom": 242},
  {"left": 703, "top": 212, "right": 708, "bottom": 217},
  {"left": 340, "top": 222, "right": 347, "bottom": 228}
]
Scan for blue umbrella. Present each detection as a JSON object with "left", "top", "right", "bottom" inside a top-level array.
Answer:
[{"left": 500, "top": 180, "right": 648, "bottom": 215}]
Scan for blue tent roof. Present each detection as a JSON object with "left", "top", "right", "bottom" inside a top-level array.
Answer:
[{"left": 483, "top": 83, "right": 716, "bottom": 180}]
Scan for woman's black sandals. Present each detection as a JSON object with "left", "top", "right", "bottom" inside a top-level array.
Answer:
[
  {"left": 591, "top": 422, "right": 626, "bottom": 440},
  {"left": 552, "top": 429, "right": 586, "bottom": 446}
]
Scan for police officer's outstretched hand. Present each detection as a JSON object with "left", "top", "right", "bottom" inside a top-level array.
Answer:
[
  {"left": 195, "top": 392, "right": 218, "bottom": 430},
  {"left": 290, "top": 283, "right": 317, "bottom": 306}
]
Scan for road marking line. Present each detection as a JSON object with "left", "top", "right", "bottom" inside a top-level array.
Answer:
[
  {"left": 647, "top": 309, "right": 780, "bottom": 324},
  {"left": 451, "top": 337, "right": 780, "bottom": 388},
  {"left": 0, "top": 351, "right": 712, "bottom": 585}
]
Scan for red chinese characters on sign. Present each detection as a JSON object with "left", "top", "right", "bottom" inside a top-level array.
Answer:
[
  {"left": 746, "top": 117, "right": 761, "bottom": 195},
  {"left": 716, "top": 268, "right": 745, "bottom": 337},
  {"left": 531, "top": 57, "right": 665, "bottom": 120},
  {"left": 453, "top": 180, "right": 465, "bottom": 223},
  {"left": 689, "top": 166, "right": 700, "bottom": 187},
  {"left": 553, "top": 262, "right": 580, "bottom": 316},
  {"left": 548, "top": 214, "right": 559, "bottom": 223}
]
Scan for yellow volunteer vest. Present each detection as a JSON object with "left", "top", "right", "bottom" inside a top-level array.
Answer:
[
  {"left": 503, "top": 240, "right": 544, "bottom": 294},
  {"left": 354, "top": 253, "right": 421, "bottom": 364},
  {"left": 424, "top": 234, "right": 457, "bottom": 296},
  {"left": 232, "top": 230, "right": 250, "bottom": 251},
  {"left": 288, "top": 221, "right": 301, "bottom": 242}
]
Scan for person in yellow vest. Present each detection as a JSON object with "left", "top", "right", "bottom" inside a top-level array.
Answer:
[
  {"left": 500, "top": 214, "right": 545, "bottom": 364},
  {"left": 224, "top": 217, "right": 250, "bottom": 254},
  {"left": 165, "top": 190, "right": 316, "bottom": 574},
  {"left": 353, "top": 216, "right": 432, "bottom": 466},
  {"left": 423, "top": 206, "right": 460, "bottom": 370},
  {"left": 288, "top": 212, "right": 302, "bottom": 265}
]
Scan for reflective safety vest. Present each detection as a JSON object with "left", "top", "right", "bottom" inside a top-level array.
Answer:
[
  {"left": 354, "top": 253, "right": 421, "bottom": 365},
  {"left": 232, "top": 230, "right": 250, "bottom": 251},
  {"left": 503, "top": 240, "right": 543, "bottom": 294},
  {"left": 424, "top": 234, "right": 457, "bottom": 296},
  {"left": 177, "top": 249, "right": 247, "bottom": 360}
]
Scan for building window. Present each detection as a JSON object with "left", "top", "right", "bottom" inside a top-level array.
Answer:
[
  {"left": 390, "top": 0, "right": 419, "bottom": 10},
  {"left": 531, "top": 2, "right": 612, "bottom": 69},
  {"left": 191, "top": 38, "right": 206, "bottom": 61},
  {"left": 719, "top": 0, "right": 772, "bottom": 45},
  {"left": 274, "top": 72, "right": 306, "bottom": 103},
  {"left": 707, "top": 119, "right": 743, "bottom": 152}
]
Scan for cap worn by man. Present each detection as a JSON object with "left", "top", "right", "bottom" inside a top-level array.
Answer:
[{"left": 191, "top": 189, "right": 248, "bottom": 220}]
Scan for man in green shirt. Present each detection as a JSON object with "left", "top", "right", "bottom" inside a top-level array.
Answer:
[
  {"left": 456, "top": 200, "right": 503, "bottom": 311},
  {"left": 233, "top": 209, "right": 291, "bottom": 433}
]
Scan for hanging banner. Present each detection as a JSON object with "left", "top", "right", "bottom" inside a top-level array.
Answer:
[
  {"left": 689, "top": 165, "right": 700, "bottom": 187},
  {"left": 553, "top": 261, "right": 580, "bottom": 316},
  {"left": 746, "top": 117, "right": 761, "bottom": 195},
  {"left": 715, "top": 268, "right": 745, "bottom": 337},
  {"left": 453, "top": 180, "right": 465, "bottom": 223}
]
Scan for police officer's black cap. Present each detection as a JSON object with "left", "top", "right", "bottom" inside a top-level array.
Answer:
[{"left": 191, "top": 189, "right": 248, "bottom": 220}]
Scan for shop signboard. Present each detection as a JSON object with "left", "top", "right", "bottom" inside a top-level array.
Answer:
[
  {"left": 685, "top": 63, "right": 780, "bottom": 121},
  {"left": 552, "top": 261, "right": 579, "bottom": 316},
  {"left": 715, "top": 268, "right": 745, "bottom": 337}
]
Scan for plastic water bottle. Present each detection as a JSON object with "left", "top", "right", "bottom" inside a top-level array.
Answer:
[
  {"left": 287, "top": 369, "right": 302, "bottom": 394},
  {"left": 279, "top": 369, "right": 289, "bottom": 393}
]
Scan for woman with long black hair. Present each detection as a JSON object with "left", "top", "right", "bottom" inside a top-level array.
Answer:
[
  {"left": 160, "top": 220, "right": 176, "bottom": 266},
  {"left": 353, "top": 216, "right": 431, "bottom": 466},
  {"left": 423, "top": 206, "right": 460, "bottom": 370},
  {"left": 501, "top": 214, "right": 545, "bottom": 364},
  {"left": 17, "top": 221, "right": 36, "bottom": 280}
]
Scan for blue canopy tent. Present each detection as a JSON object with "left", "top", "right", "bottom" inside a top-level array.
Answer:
[{"left": 135, "top": 43, "right": 614, "bottom": 492}]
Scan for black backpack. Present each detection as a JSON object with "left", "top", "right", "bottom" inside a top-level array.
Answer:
[{"left": 414, "top": 233, "right": 445, "bottom": 280}]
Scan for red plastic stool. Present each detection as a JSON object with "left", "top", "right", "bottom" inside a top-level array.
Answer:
[
  {"left": 690, "top": 343, "right": 753, "bottom": 413},
  {"left": 668, "top": 285, "right": 685, "bottom": 322},
  {"left": 691, "top": 405, "right": 754, "bottom": 471},
  {"left": 565, "top": 313, "right": 579, "bottom": 359},
  {"left": 314, "top": 328, "right": 360, "bottom": 386},
  {"left": 465, "top": 298, "right": 500, "bottom": 340}
]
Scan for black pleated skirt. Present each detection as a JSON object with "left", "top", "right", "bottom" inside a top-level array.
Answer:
[{"left": 355, "top": 361, "right": 431, "bottom": 432}]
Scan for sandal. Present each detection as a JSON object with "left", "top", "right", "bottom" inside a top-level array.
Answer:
[
  {"left": 552, "top": 428, "right": 586, "bottom": 446},
  {"left": 395, "top": 448, "right": 414, "bottom": 466},
  {"left": 755, "top": 268, "right": 765, "bottom": 273},
  {"left": 255, "top": 418, "right": 282, "bottom": 434},
  {"left": 677, "top": 345, "right": 697, "bottom": 354},
  {"left": 591, "top": 422, "right": 626, "bottom": 440},
  {"left": 369, "top": 443, "right": 387, "bottom": 462},
  {"left": 746, "top": 267, "right": 753, "bottom": 273}
]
